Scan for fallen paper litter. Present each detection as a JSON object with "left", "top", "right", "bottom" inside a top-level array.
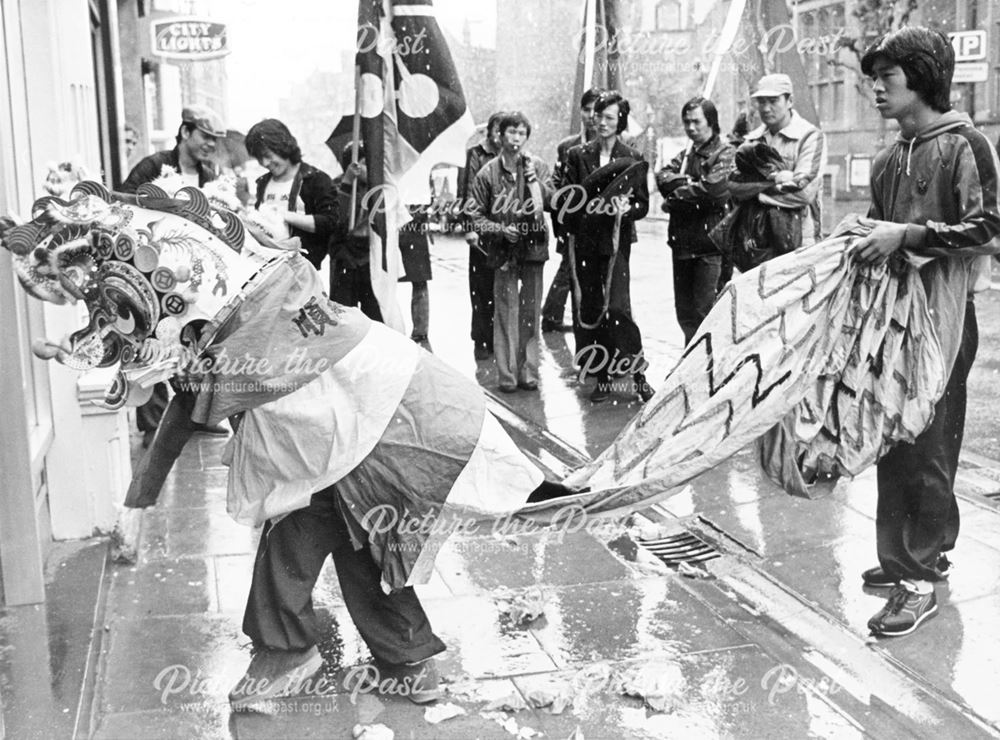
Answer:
[
  {"left": 677, "top": 561, "right": 712, "bottom": 579},
  {"left": 480, "top": 711, "right": 540, "bottom": 738},
  {"left": 352, "top": 723, "right": 394, "bottom": 740},
  {"left": 525, "top": 687, "right": 571, "bottom": 714},
  {"left": 483, "top": 693, "right": 528, "bottom": 713},
  {"left": 616, "top": 661, "right": 686, "bottom": 713},
  {"left": 496, "top": 587, "right": 547, "bottom": 626},
  {"left": 424, "top": 702, "right": 466, "bottom": 724}
]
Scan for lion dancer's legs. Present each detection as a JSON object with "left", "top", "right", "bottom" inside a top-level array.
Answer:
[{"left": 232, "top": 484, "right": 445, "bottom": 707}]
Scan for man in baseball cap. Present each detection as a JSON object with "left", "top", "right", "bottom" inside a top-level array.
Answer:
[
  {"left": 181, "top": 104, "right": 227, "bottom": 138},
  {"left": 730, "top": 72, "right": 827, "bottom": 249},
  {"left": 118, "top": 104, "right": 229, "bottom": 466},
  {"left": 121, "top": 103, "right": 225, "bottom": 195},
  {"left": 751, "top": 73, "right": 794, "bottom": 98}
]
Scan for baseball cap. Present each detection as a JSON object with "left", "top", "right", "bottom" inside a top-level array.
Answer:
[
  {"left": 750, "top": 74, "right": 794, "bottom": 98},
  {"left": 181, "top": 105, "right": 226, "bottom": 138}
]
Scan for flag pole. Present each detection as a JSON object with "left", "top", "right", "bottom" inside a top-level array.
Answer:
[
  {"left": 583, "top": 0, "right": 596, "bottom": 91},
  {"left": 348, "top": 64, "right": 362, "bottom": 231}
]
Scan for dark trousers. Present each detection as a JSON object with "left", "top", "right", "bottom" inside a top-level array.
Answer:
[
  {"left": 673, "top": 253, "right": 722, "bottom": 345},
  {"left": 331, "top": 262, "right": 383, "bottom": 322},
  {"left": 541, "top": 250, "right": 574, "bottom": 325},
  {"left": 136, "top": 382, "right": 169, "bottom": 432},
  {"left": 243, "top": 485, "right": 446, "bottom": 665},
  {"left": 875, "top": 300, "right": 978, "bottom": 582},
  {"left": 573, "top": 247, "right": 640, "bottom": 382},
  {"left": 469, "top": 245, "right": 495, "bottom": 353}
]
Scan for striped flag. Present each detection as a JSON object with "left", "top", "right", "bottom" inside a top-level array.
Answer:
[
  {"left": 570, "top": 0, "right": 622, "bottom": 135},
  {"left": 356, "top": 0, "right": 474, "bottom": 330}
]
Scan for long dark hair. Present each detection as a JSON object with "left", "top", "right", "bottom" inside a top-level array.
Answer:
[{"left": 861, "top": 27, "right": 954, "bottom": 113}]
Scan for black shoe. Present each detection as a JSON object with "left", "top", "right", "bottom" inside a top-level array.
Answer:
[
  {"left": 590, "top": 382, "right": 610, "bottom": 403},
  {"left": 867, "top": 584, "right": 938, "bottom": 637},
  {"left": 634, "top": 373, "right": 655, "bottom": 403},
  {"left": 517, "top": 380, "right": 538, "bottom": 391},
  {"left": 498, "top": 384, "right": 518, "bottom": 394},
  {"left": 862, "top": 555, "right": 952, "bottom": 589}
]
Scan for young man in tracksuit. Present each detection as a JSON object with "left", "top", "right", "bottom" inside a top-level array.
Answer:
[{"left": 854, "top": 27, "right": 1000, "bottom": 636}]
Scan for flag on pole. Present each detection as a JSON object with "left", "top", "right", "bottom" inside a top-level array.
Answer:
[
  {"left": 356, "top": 0, "right": 474, "bottom": 330},
  {"left": 570, "top": 0, "right": 622, "bottom": 135}
]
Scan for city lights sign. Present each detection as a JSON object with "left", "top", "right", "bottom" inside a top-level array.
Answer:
[{"left": 151, "top": 17, "right": 230, "bottom": 61}]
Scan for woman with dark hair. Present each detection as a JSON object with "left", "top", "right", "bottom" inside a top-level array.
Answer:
[
  {"left": 561, "top": 90, "right": 653, "bottom": 403},
  {"left": 246, "top": 118, "right": 338, "bottom": 270}
]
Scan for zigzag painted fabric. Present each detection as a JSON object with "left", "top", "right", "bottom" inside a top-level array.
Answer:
[{"left": 521, "top": 218, "right": 947, "bottom": 521}]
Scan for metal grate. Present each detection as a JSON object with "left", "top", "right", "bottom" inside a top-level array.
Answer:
[{"left": 638, "top": 531, "right": 721, "bottom": 566}]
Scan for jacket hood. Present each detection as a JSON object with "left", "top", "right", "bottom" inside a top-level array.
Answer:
[
  {"left": 894, "top": 110, "right": 971, "bottom": 176},
  {"left": 896, "top": 109, "right": 971, "bottom": 145}
]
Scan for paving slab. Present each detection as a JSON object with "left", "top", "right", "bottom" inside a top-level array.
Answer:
[
  {"left": 526, "top": 578, "right": 753, "bottom": 668},
  {"left": 433, "top": 530, "right": 633, "bottom": 595},
  {"left": 513, "top": 647, "right": 864, "bottom": 740},
  {"left": 98, "top": 614, "right": 246, "bottom": 714}
]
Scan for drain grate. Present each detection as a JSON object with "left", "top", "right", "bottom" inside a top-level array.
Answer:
[{"left": 638, "top": 531, "right": 721, "bottom": 566}]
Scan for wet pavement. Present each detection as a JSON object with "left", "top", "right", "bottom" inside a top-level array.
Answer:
[{"left": 5, "top": 221, "right": 1000, "bottom": 739}]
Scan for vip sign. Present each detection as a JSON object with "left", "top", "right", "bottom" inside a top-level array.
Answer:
[{"left": 151, "top": 17, "right": 230, "bottom": 61}]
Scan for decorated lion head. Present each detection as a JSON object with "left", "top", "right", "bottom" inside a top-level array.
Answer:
[{"left": 0, "top": 180, "right": 280, "bottom": 408}]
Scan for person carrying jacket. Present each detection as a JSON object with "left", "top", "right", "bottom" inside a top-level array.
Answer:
[
  {"left": 656, "top": 96, "right": 734, "bottom": 344},
  {"left": 730, "top": 74, "right": 827, "bottom": 250},
  {"left": 853, "top": 27, "right": 1000, "bottom": 637}
]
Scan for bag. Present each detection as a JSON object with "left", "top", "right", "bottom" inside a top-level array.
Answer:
[{"left": 709, "top": 202, "right": 803, "bottom": 272}]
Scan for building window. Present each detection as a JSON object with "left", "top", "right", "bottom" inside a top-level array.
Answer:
[
  {"left": 797, "top": 2, "right": 847, "bottom": 126},
  {"left": 656, "top": 0, "right": 683, "bottom": 31}
]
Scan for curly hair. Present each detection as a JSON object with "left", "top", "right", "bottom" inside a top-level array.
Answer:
[
  {"left": 245, "top": 119, "right": 303, "bottom": 164},
  {"left": 860, "top": 27, "right": 954, "bottom": 113}
]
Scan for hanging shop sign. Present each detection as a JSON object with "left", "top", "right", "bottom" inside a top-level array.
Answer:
[{"left": 151, "top": 17, "right": 230, "bottom": 61}]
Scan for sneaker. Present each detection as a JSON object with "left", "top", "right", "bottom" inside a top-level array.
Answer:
[
  {"left": 590, "top": 382, "right": 611, "bottom": 403},
  {"left": 862, "top": 555, "right": 953, "bottom": 589},
  {"left": 634, "top": 372, "right": 655, "bottom": 403},
  {"left": 867, "top": 584, "right": 938, "bottom": 637},
  {"left": 229, "top": 646, "right": 323, "bottom": 709},
  {"left": 375, "top": 658, "right": 442, "bottom": 704}
]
